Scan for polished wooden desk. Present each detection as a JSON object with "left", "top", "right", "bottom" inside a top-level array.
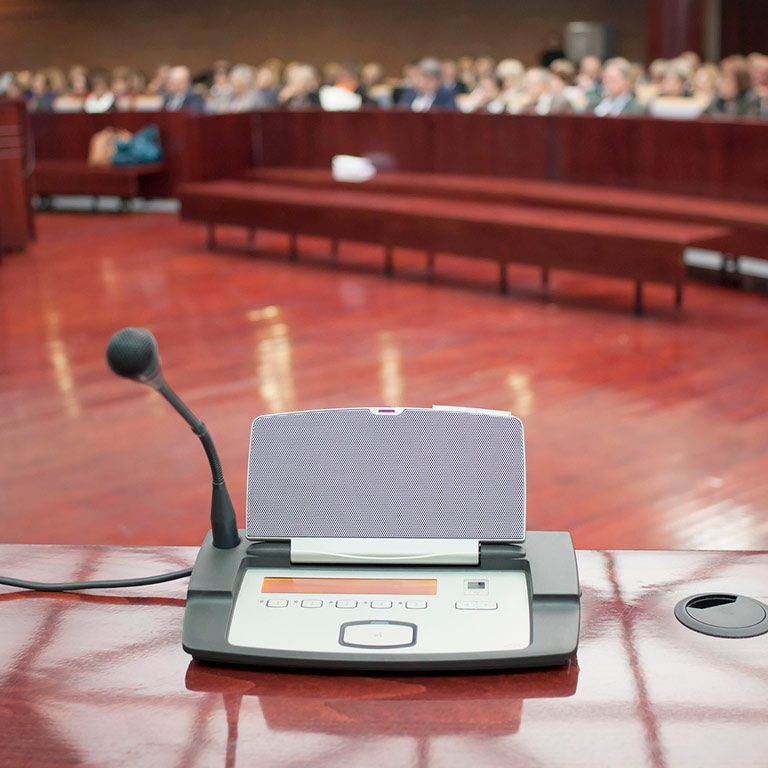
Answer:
[{"left": 1, "top": 545, "right": 766, "bottom": 767}]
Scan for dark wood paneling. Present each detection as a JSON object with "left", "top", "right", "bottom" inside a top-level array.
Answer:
[
  {"left": 0, "top": 98, "right": 33, "bottom": 252},
  {"left": 720, "top": 0, "right": 768, "bottom": 57},
  {"left": 254, "top": 111, "right": 768, "bottom": 203},
  {"left": 255, "top": 111, "right": 436, "bottom": 172},
  {"left": 0, "top": 0, "right": 648, "bottom": 75},
  {"left": 29, "top": 112, "right": 254, "bottom": 196},
  {"left": 647, "top": 0, "right": 704, "bottom": 60}
]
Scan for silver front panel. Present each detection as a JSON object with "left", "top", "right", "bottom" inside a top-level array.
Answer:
[
  {"left": 246, "top": 407, "right": 526, "bottom": 541},
  {"left": 228, "top": 567, "right": 530, "bottom": 655}
]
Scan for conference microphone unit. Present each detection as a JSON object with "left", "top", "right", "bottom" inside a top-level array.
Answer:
[{"left": 105, "top": 327, "right": 240, "bottom": 550}]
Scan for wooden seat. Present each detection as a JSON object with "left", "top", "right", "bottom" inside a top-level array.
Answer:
[
  {"left": 180, "top": 180, "right": 730, "bottom": 314},
  {"left": 243, "top": 167, "right": 768, "bottom": 264},
  {"left": 33, "top": 160, "right": 166, "bottom": 206}
]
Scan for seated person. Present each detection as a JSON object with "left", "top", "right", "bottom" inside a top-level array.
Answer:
[
  {"left": 691, "top": 63, "right": 719, "bottom": 110},
  {"left": 398, "top": 58, "right": 457, "bottom": 111},
  {"left": 27, "top": 71, "right": 56, "bottom": 112},
  {"left": 212, "top": 64, "right": 262, "bottom": 112},
  {"left": 549, "top": 58, "right": 581, "bottom": 111},
  {"left": 593, "top": 58, "right": 645, "bottom": 116},
  {"left": 577, "top": 55, "right": 603, "bottom": 109},
  {"left": 489, "top": 58, "right": 524, "bottom": 113},
  {"left": 163, "top": 66, "right": 205, "bottom": 112},
  {"left": 441, "top": 59, "right": 468, "bottom": 96},
  {"left": 708, "top": 57, "right": 761, "bottom": 117},
  {"left": 751, "top": 54, "right": 768, "bottom": 115},
  {"left": 278, "top": 64, "right": 320, "bottom": 109},
  {"left": 84, "top": 69, "right": 116, "bottom": 113},
  {"left": 360, "top": 62, "right": 392, "bottom": 108},
  {"left": 67, "top": 65, "right": 89, "bottom": 98},
  {"left": 252, "top": 67, "right": 280, "bottom": 109},
  {"left": 457, "top": 74, "right": 500, "bottom": 113},
  {"left": 657, "top": 59, "right": 692, "bottom": 98},
  {"left": 517, "top": 67, "right": 572, "bottom": 115},
  {"left": 333, "top": 63, "right": 376, "bottom": 106}
]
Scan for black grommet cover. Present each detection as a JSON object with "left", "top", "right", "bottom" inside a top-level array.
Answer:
[{"left": 675, "top": 593, "right": 768, "bottom": 638}]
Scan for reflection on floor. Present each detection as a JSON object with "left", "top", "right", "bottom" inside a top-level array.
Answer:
[{"left": 1, "top": 212, "right": 767, "bottom": 550}]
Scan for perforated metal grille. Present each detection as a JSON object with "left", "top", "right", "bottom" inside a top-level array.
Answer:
[{"left": 246, "top": 408, "right": 526, "bottom": 541}]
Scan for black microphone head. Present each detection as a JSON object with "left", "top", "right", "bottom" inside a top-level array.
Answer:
[{"left": 106, "top": 327, "right": 163, "bottom": 385}]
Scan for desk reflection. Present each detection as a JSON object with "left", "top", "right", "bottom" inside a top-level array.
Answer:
[{"left": 186, "top": 662, "right": 578, "bottom": 767}]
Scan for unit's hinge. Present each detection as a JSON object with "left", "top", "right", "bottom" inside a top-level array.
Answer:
[{"left": 289, "top": 538, "right": 480, "bottom": 565}]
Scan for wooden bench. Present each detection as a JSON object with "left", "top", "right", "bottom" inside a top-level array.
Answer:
[
  {"left": 179, "top": 180, "right": 730, "bottom": 314},
  {"left": 244, "top": 167, "right": 768, "bottom": 272},
  {"left": 33, "top": 160, "right": 166, "bottom": 210}
]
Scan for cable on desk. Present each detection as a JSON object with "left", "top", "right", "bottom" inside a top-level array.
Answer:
[{"left": 0, "top": 568, "right": 193, "bottom": 592}]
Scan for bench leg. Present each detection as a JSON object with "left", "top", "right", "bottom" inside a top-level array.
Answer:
[
  {"left": 426, "top": 251, "right": 436, "bottom": 279},
  {"left": 499, "top": 262, "right": 508, "bottom": 295},
  {"left": 121, "top": 197, "right": 131, "bottom": 213},
  {"left": 92, "top": 196, "right": 99, "bottom": 212},
  {"left": 634, "top": 280, "right": 644, "bottom": 316},
  {"left": 330, "top": 238, "right": 339, "bottom": 260},
  {"left": 720, "top": 252, "right": 740, "bottom": 284},
  {"left": 288, "top": 233, "right": 298, "bottom": 261},
  {"left": 541, "top": 266, "right": 550, "bottom": 295},
  {"left": 384, "top": 245, "right": 394, "bottom": 277},
  {"left": 207, "top": 223, "right": 216, "bottom": 250},
  {"left": 674, "top": 283, "right": 683, "bottom": 310}
]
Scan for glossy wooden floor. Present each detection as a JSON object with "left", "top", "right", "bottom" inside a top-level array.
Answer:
[{"left": 1, "top": 211, "right": 767, "bottom": 549}]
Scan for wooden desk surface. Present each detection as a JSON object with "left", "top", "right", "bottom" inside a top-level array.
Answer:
[{"left": 1, "top": 545, "right": 766, "bottom": 768}]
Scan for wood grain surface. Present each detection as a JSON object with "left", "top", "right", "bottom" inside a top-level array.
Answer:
[
  {"left": 0, "top": 545, "right": 766, "bottom": 768},
  {"left": 0, "top": 212, "right": 767, "bottom": 549}
]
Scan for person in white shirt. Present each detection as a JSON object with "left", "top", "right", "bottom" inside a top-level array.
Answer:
[{"left": 84, "top": 70, "right": 115, "bottom": 113}]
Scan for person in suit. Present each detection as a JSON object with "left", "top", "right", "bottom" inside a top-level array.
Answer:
[
  {"left": 707, "top": 57, "right": 761, "bottom": 117},
  {"left": 163, "top": 66, "right": 204, "bottom": 112},
  {"left": 398, "top": 58, "right": 457, "bottom": 112},
  {"left": 593, "top": 58, "right": 646, "bottom": 117}
]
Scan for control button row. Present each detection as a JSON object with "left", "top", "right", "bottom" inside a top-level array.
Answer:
[
  {"left": 265, "top": 599, "right": 429, "bottom": 609},
  {"left": 455, "top": 600, "right": 498, "bottom": 610}
]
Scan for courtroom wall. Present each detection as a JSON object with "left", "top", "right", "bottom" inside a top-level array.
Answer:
[{"left": 1, "top": 0, "right": 647, "bottom": 75}]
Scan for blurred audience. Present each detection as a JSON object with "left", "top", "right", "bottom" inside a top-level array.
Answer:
[
  {"left": 398, "top": 58, "right": 457, "bottom": 111},
  {"left": 84, "top": 69, "right": 115, "bottom": 113},
  {"left": 594, "top": 57, "right": 646, "bottom": 116},
  {"left": 163, "top": 66, "right": 204, "bottom": 112},
  {"left": 2, "top": 49, "right": 766, "bottom": 120}
]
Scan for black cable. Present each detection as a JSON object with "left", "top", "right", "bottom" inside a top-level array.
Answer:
[{"left": 0, "top": 567, "right": 192, "bottom": 592}]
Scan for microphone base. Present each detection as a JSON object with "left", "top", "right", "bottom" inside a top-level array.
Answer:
[
  {"left": 210, "top": 481, "right": 240, "bottom": 549},
  {"left": 182, "top": 530, "right": 580, "bottom": 671}
]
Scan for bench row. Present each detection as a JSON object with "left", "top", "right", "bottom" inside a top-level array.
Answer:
[{"left": 179, "top": 179, "right": 730, "bottom": 315}]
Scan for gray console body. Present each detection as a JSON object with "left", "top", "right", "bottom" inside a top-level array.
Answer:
[{"left": 182, "top": 530, "right": 580, "bottom": 671}]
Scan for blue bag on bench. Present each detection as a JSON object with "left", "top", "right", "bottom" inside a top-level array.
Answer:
[{"left": 112, "top": 124, "right": 163, "bottom": 165}]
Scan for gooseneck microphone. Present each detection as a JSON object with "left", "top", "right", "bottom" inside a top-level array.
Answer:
[{"left": 106, "top": 327, "right": 240, "bottom": 549}]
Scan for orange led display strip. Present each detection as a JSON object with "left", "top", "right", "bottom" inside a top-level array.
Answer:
[{"left": 261, "top": 577, "right": 437, "bottom": 595}]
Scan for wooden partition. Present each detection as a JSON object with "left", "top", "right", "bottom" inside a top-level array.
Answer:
[
  {"left": 28, "top": 110, "right": 768, "bottom": 203},
  {"left": 253, "top": 111, "right": 768, "bottom": 203},
  {"left": 0, "top": 98, "right": 33, "bottom": 253},
  {"left": 29, "top": 112, "right": 255, "bottom": 197}
]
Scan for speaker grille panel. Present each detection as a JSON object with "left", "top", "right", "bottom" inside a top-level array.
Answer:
[{"left": 246, "top": 408, "right": 526, "bottom": 541}]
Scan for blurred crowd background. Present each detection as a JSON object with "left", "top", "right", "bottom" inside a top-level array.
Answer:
[{"left": 2, "top": 50, "right": 767, "bottom": 119}]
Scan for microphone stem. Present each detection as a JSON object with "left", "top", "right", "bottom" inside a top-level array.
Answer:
[{"left": 157, "top": 382, "right": 240, "bottom": 548}]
